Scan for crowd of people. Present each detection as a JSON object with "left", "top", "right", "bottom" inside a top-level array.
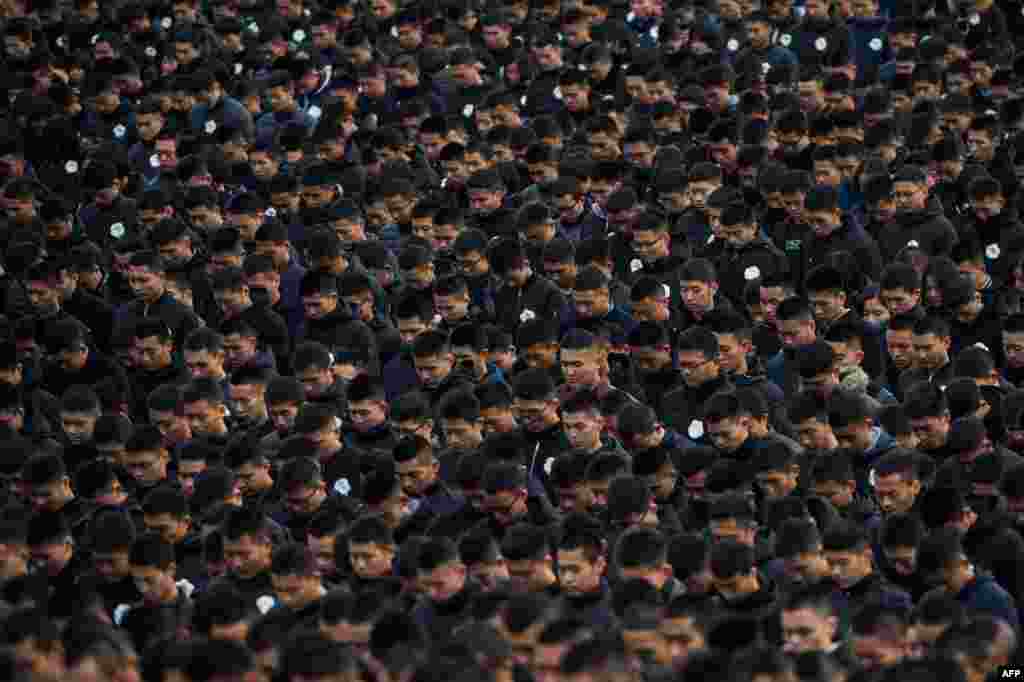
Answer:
[{"left": 2, "top": 0, "right": 1024, "bottom": 681}]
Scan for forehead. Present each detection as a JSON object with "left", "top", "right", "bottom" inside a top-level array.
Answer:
[{"left": 782, "top": 607, "right": 828, "bottom": 625}]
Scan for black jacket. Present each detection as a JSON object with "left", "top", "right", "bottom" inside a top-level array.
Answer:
[{"left": 493, "top": 273, "right": 566, "bottom": 334}]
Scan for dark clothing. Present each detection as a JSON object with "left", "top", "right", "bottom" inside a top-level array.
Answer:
[
  {"left": 116, "top": 292, "right": 202, "bottom": 351},
  {"left": 120, "top": 589, "right": 193, "bottom": 653},
  {"left": 493, "top": 274, "right": 567, "bottom": 334},
  {"left": 208, "top": 571, "right": 276, "bottom": 614},
  {"left": 661, "top": 374, "right": 734, "bottom": 436}
]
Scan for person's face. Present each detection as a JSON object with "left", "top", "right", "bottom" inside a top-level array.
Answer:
[
  {"left": 307, "top": 417, "right": 344, "bottom": 454},
  {"left": 633, "top": 343, "right": 672, "bottom": 373},
  {"left": 175, "top": 463, "right": 212, "bottom": 509},
  {"left": 184, "top": 399, "right": 226, "bottom": 437},
  {"left": 237, "top": 460, "right": 274, "bottom": 499},
  {"left": 32, "top": 538, "right": 73, "bottom": 577},
  {"left": 348, "top": 541, "right": 393, "bottom": 578},
  {"left": 521, "top": 341, "right": 556, "bottom": 370},
  {"left": 480, "top": 407, "right": 517, "bottom": 437},
  {"left": 812, "top": 478, "right": 855, "bottom": 509},
  {"left": 143, "top": 509, "right": 189, "bottom": 546},
  {"left": 269, "top": 401, "right": 300, "bottom": 434},
  {"left": 249, "top": 152, "right": 278, "bottom": 179},
  {"left": 756, "top": 468, "right": 799, "bottom": 500},
  {"left": 123, "top": 448, "right": 169, "bottom": 485},
  {"left": 826, "top": 547, "right": 872, "bottom": 590},
  {"left": 348, "top": 398, "right": 387, "bottom": 432},
  {"left": 482, "top": 24, "right": 511, "bottom": 49},
  {"left": 678, "top": 350, "right": 718, "bottom": 388},
  {"left": 873, "top": 472, "right": 921, "bottom": 514},
  {"left": 414, "top": 352, "right": 453, "bottom": 389},
  {"left": 434, "top": 290, "right": 470, "bottom": 323},
  {"left": 681, "top": 279, "right": 716, "bottom": 313},
  {"left": 303, "top": 291, "right": 338, "bottom": 320},
  {"left": 184, "top": 348, "right": 226, "bottom": 379},
  {"left": 562, "top": 409, "right": 604, "bottom": 451},
  {"left": 661, "top": 616, "right": 705, "bottom": 669},
  {"left": 136, "top": 112, "right": 164, "bottom": 142},
  {"left": 834, "top": 419, "right": 874, "bottom": 451},
  {"left": 882, "top": 329, "right": 915, "bottom": 372},
  {"left": 713, "top": 333, "right": 749, "bottom": 373},
  {"left": 781, "top": 608, "right": 836, "bottom": 654},
  {"left": 61, "top": 410, "right": 97, "bottom": 445},
  {"left": 441, "top": 417, "right": 483, "bottom": 451},
  {"left": 224, "top": 533, "right": 273, "bottom": 579},
  {"left": 706, "top": 416, "right": 749, "bottom": 453},
  {"left": 588, "top": 132, "right": 620, "bottom": 161},
  {"left": 912, "top": 332, "right": 949, "bottom": 370},
  {"left": 229, "top": 382, "right": 267, "bottom": 422},
  {"left": 223, "top": 333, "right": 258, "bottom": 371},
  {"left": 128, "top": 266, "right": 164, "bottom": 302},
  {"left": 272, "top": 571, "right": 321, "bottom": 610},
  {"left": 28, "top": 477, "right": 71, "bottom": 513},
  {"left": 804, "top": 208, "right": 842, "bottom": 242},
  {"left": 420, "top": 560, "right": 466, "bottom": 602},
  {"left": 796, "top": 418, "right": 835, "bottom": 451},
  {"left": 150, "top": 410, "right": 192, "bottom": 447},
  {"left": 779, "top": 318, "right": 816, "bottom": 348},
  {"left": 853, "top": 633, "right": 907, "bottom": 671},
  {"left": 862, "top": 296, "right": 890, "bottom": 326},
  {"left": 799, "top": 81, "right": 823, "bottom": 112},
  {"left": 893, "top": 181, "right": 928, "bottom": 211},
  {"left": 909, "top": 413, "right": 949, "bottom": 452},
  {"left": 560, "top": 348, "right": 603, "bottom": 387},
  {"left": 267, "top": 85, "right": 295, "bottom": 113},
  {"left": 516, "top": 398, "right": 557, "bottom": 433},
  {"left": 396, "top": 454, "right": 439, "bottom": 498}
]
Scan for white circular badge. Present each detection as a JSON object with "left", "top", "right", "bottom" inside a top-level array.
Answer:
[
  {"left": 149, "top": 154, "right": 160, "bottom": 168},
  {"left": 815, "top": 37, "right": 828, "bottom": 52},
  {"left": 334, "top": 478, "right": 351, "bottom": 495},
  {"left": 145, "top": 46, "right": 157, "bottom": 57},
  {"left": 520, "top": 309, "right": 536, "bottom": 323},
  {"left": 688, "top": 420, "right": 704, "bottom": 439},
  {"left": 265, "top": 207, "right": 277, "bottom": 218},
  {"left": 113, "top": 124, "right": 126, "bottom": 138},
  {"left": 293, "top": 29, "right": 306, "bottom": 43},
  {"left": 110, "top": 222, "right": 126, "bottom": 239},
  {"left": 987, "top": 243, "right": 1001, "bottom": 259},
  {"left": 630, "top": 258, "right": 643, "bottom": 273},
  {"left": 744, "top": 266, "right": 761, "bottom": 280},
  {"left": 969, "top": 13, "right": 980, "bottom": 25},
  {"left": 309, "top": 105, "right": 322, "bottom": 119},
  {"left": 256, "top": 596, "right": 276, "bottom": 614},
  {"left": 727, "top": 38, "right": 739, "bottom": 52},
  {"left": 779, "top": 34, "right": 792, "bottom": 47},
  {"left": 161, "top": 17, "right": 172, "bottom": 29},
  {"left": 463, "top": 104, "right": 474, "bottom": 118},
  {"left": 762, "top": 62, "right": 771, "bottom": 74},
  {"left": 65, "top": 160, "right": 78, "bottom": 174},
  {"left": 204, "top": 120, "right": 217, "bottom": 134}
]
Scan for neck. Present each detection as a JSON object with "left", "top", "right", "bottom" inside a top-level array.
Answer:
[{"left": 734, "top": 357, "right": 749, "bottom": 375}]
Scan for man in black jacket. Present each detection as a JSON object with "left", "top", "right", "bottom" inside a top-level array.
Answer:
[{"left": 490, "top": 237, "right": 566, "bottom": 334}]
